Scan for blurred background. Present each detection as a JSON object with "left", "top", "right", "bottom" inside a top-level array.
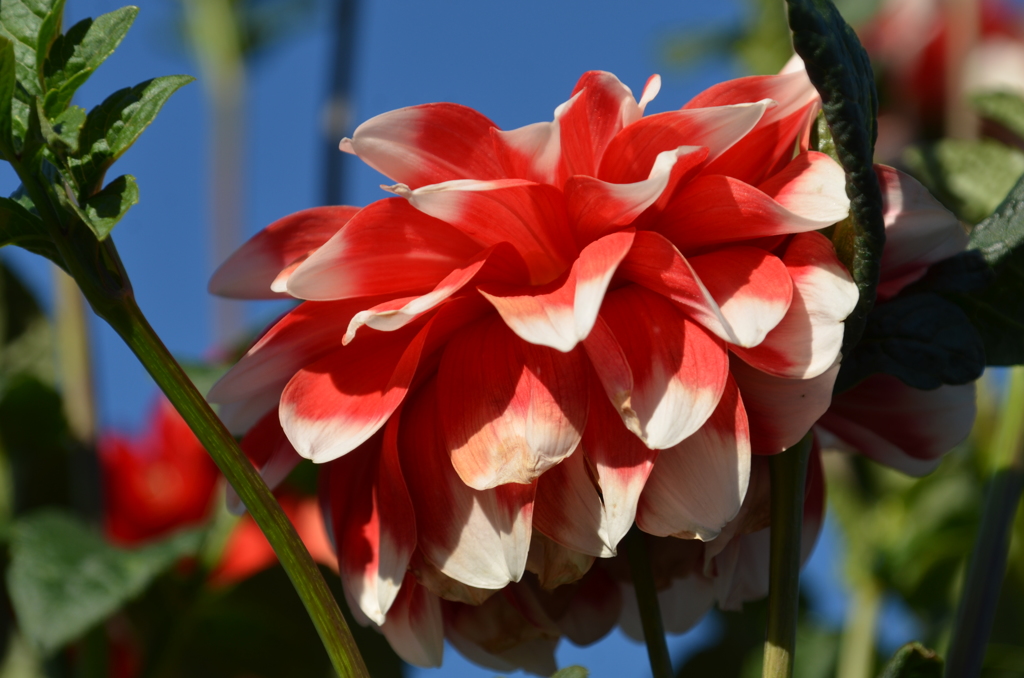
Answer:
[{"left": 1, "top": 0, "right": 1024, "bottom": 676}]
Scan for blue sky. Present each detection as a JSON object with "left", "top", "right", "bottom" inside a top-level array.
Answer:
[{"left": 0, "top": 0, "right": 921, "bottom": 675}]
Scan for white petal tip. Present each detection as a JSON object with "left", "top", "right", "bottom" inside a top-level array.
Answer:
[
  {"left": 382, "top": 183, "right": 412, "bottom": 198},
  {"left": 339, "top": 138, "right": 355, "bottom": 153}
]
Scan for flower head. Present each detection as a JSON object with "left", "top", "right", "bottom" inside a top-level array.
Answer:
[{"left": 210, "top": 61, "right": 857, "bottom": 666}]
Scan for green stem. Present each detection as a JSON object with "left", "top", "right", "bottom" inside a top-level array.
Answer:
[
  {"left": 945, "top": 366, "right": 1024, "bottom": 678},
  {"left": 625, "top": 526, "right": 672, "bottom": 678},
  {"left": 835, "top": 577, "right": 881, "bottom": 678},
  {"left": 763, "top": 433, "right": 813, "bottom": 678}
]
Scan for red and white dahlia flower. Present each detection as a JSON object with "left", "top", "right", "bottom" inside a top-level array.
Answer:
[{"left": 209, "top": 59, "right": 857, "bottom": 666}]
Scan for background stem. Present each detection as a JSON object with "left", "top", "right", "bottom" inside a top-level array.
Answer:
[
  {"left": 763, "top": 433, "right": 813, "bottom": 678},
  {"left": 836, "top": 576, "right": 881, "bottom": 678},
  {"left": 945, "top": 366, "right": 1024, "bottom": 678},
  {"left": 625, "top": 526, "right": 673, "bottom": 678}
]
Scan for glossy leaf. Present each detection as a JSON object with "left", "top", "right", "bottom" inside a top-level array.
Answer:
[
  {"left": 836, "top": 293, "right": 985, "bottom": 392},
  {"left": 33, "top": 0, "right": 64, "bottom": 82},
  {"left": 787, "top": 0, "right": 885, "bottom": 357},
  {"left": 69, "top": 75, "right": 194, "bottom": 192},
  {"left": 905, "top": 139, "right": 1024, "bottom": 225},
  {"left": 7, "top": 510, "right": 203, "bottom": 654},
  {"left": 0, "top": 36, "right": 15, "bottom": 156},
  {"left": 877, "top": 643, "right": 942, "bottom": 678},
  {"left": 81, "top": 174, "right": 137, "bottom": 239},
  {"left": 41, "top": 7, "right": 138, "bottom": 118},
  {"left": 0, "top": 0, "right": 62, "bottom": 98}
]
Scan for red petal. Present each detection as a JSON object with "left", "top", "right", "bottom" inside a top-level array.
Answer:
[
  {"left": 598, "top": 286, "right": 730, "bottom": 449},
  {"left": 560, "top": 71, "right": 651, "bottom": 177},
  {"left": 438, "top": 315, "right": 589, "bottom": 489},
  {"left": 400, "top": 381, "right": 537, "bottom": 589},
  {"left": 209, "top": 206, "right": 359, "bottom": 299},
  {"left": 636, "top": 376, "right": 751, "bottom": 541},
  {"left": 342, "top": 103, "right": 505, "bottom": 188},
  {"left": 380, "top": 574, "right": 444, "bottom": 668},
  {"left": 284, "top": 198, "right": 482, "bottom": 301},
  {"left": 731, "top": 232, "right": 858, "bottom": 379},
  {"left": 479, "top": 230, "right": 635, "bottom": 351},
  {"left": 226, "top": 410, "right": 303, "bottom": 514}
]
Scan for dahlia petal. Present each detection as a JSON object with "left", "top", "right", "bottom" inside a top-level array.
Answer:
[
  {"left": 326, "top": 419, "right": 416, "bottom": 625},
  {"left": 279, "top": 318, "right": 431, "bottom": 463},
  {"left": 341, "top": 103, "right": 505, "bottom": 188},
  {"left": 566, "top": 146, "right": 708, "bottom": 243},
  {"left": 553, "top": 566, "right": 623, "bottom": 645},
  {"left": 284, "top": 198, "right": 482, "bottom": 301},
  {"left": 445, "top": 595, "right": 559, "bottom": 676},
  {"left": 598, "top": 101, "right": 771, "bottom": 185},
  {"left": 599, "top": 286, "right": 730, "bottom": 449},
  {"left": 636, "top": 376, "right": 751, "bottom": 541},
  {"left": 479, "top": 230, "right": 634, "bottom": 352},
  {"left": 817, "top": 374, "right": 976, "bottom": 476},
  {"left": 227, "top": 410, "right": 303, "bottom": 514},
  {"left": 709, "top": 529, "right": 771, "bottom": 610},
  {"left": 380, "top": 574, "right": 444, "bottom": 668},
  {"left": 388, "top": 179, "right": 577, "bottom": 284},
  {"left": 534, "top": 382, "right": 657, "bottom": 557},
  {"left": 687, "top": 246, "right": 793, "bottom": 348},
  {"left": 731, "top": 232, "right": 858, "bottom": 379},
  {"left": 876, "top": 164, "right": 968, "bottom": 300},
  {"left": 209, "top": 298, "right": 388, "bottom": 410},
  {"left": 730, "top": 354, "right": 839, "bottom": 455},
  {"left": 491, "top": 91, "right": 579, "bottom": 186},
  {"left": 660, "top": 154, "right": 849, "bottom": 252},
  {"left": 209, "top": 206, "right": 359, "bottom": 299},
  {"left": 409, "top": 551, "right": 496, "bottom": 606},
  {"left": 217, "top": 392, "right": 282, "bottom": 435},
  {"left": 560, "top": 70, "right": 650, "bottom": 177},
  {"left": 525, "top": 532, "right": 595, "bottom": 590},
  {"left": 581, "top": 315, "right": 636, "bottom": 422},
  {"left": 345, "top": 242, "right": 527, "bottom": 344},
  {"left": 400, "top": 382, "right": 536, "bottom": 589},
  {"left": 620, "top": 575, "right": 715, "bottom": 640},
  {"left": 438, "top": 315, "right": 588, "bottom": 489}
]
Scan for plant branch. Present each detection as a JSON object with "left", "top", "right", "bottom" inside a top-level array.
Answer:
[
  {"left": 945, "top": 366, "right": 1024, "bottom": 678},
  {"left": 763, "top": 433, "right": 814, "bottom": 678},
  {"left": 625, "top": 526, "right": 672, "bottom": 678}
]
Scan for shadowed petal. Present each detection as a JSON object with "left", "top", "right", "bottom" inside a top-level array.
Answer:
[{"left": 380, "top": 574, "right": 444, "bottom": 668}]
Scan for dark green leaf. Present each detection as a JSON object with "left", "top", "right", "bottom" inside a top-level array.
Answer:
[
  {"left": 786, "top": 0, "right": 885, "bottom": 357},
  {"left": 904, "top": 139, "right": 1024, "bottom": 225},
  {"left": 69, "top": 75, "right": 193, "bottom": 192},
  {"left": 80, "top": 174, "right": 136, "bottom": 239},
  {"left": 551, "top": 667, "right": 589, "bottom": 678},
  {"left": 0, "top": 195, "right": 58, "bottom": 264},
  {"left": 966, "top": 170, "right": 1024, "bottom": 266},
  {"left": 0, "top": 36, "right": 16, "bottom": 155},
  {"left": 902, "top": 250, "right": 993, "bottom": 296},
  {"left": 0, "top": 0, "right": 57, "bottom": 98},
  {"left": 836, "top": 293, "right": 985, "bottom": 392},
  {"left": 972, "top": 90, "right": 1024, "bottom": 142},
  {"left": 0, "top": 264, "right": 53, "bottom": 389},
  {"left": 46, "top": 103, "right": 84, "bottom": 153},
  {"left": 0, "top": 378, "right": 70, "bottom": 514},
  {"left": 32, "top": 0, "right": 63, "bottom": 82},
  {"left": 877, "top": 643, "right": 942, "bottom": 678},
  {"left": 41, "top": 7, "right": 138, "bottom": 118},
  {"left": 7, "top": 510, "right": 204, "bottom": 654}
]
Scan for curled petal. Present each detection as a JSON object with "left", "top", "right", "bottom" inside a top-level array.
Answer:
[
  {"left": 479, "top": 230, "right": 634, "bottom": 352},
  {"left": 409, "top": 551, "right": 496, "bottom": 606},
  {"left": 636, "top": 376, "right": 751, "bottom": 541},
  {"left": 445, "top": 595, "right": 559, "bottom": 676},
  {"left": 525, "top": 532, "right": 595, "bottom": 590},
  {"left": 817, "top": 374, "right": 976, "bottom": 475},
  {"left": 209, "top": 206, "right": 359, "bottom": 299},
  {"left": 597, "top": 286, "right": 729, "bottom": 449},
  {"left": 876, "top": 164, "right": 968, "bottom": 300},
  {"left": 340, "top": 103, "right": 505, "bottom": 188},
  {"left": 380, "top": 574, "right": 444, "bottom": 668},
  {"left": 438, "top": 315, "right": 589, "bottom": 489},
  {"left": 659, "top": 152, "right": 849, "bottom": 252},
  {"left": 285, "top": 198, "right": 482, "bottom": 301},
  {"left": 388, "top": 179, "right": 577, "bottom": 284},
  {"left": 732, "top": 232, "right": 858, "bottom": 379},
  {"left": 400, "top": 381, "right": 536, "bottom": 589},
  {"left": 730, "top": 354, "right": 839, "bottom": 455}
]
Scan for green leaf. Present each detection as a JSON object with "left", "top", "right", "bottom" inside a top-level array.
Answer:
[
  {"left": 972, "top": 90, "right": 1024, "bottom": 142},
  {"left": 786, "top": 0, "right": 885, "bottom": 357},
  {"left": 41, "top": 7, "right": 138, "bottom": 118},
  {"left": 550, "top": 667, "right": 589, "bottom": 678},
  {"left": 0, "top": 195, "right": 58, "bottom": 263},
  {"left": 7, "top": 510, "right": 204, "bottom": 654},
  {"left": 877, "top": 643, "right": 943, "bottom": 678},
  {"left": 835, "top": 293, "right": 985, "bottom": 392},
  {"left": 32, "top": 0, "right": 63, "bottom": 83},
  {"left": 953, "top": 172, "right": 1024, "bottom": 364},
  {"left": 69, "top": 75, "right": 193, "bottom": 193},
  {"left": 0, "top": 0, "right": 55, "bottom": 98},
  {"left": 80, "top": 174, "right": 137, "bottom": 239},
  {"left": 0, "top": 36, "right": 16, "bottom": 155},
  {"left": 904, "top": 139, "right": 1024, "bottom": 225}
]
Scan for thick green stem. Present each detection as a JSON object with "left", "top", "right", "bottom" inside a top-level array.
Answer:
[
  {"left": 945, "top": 366, "right": 1024, "bottom": 678},
  {"left": 836, "top": 577, "right": 881, "bottom": 678},
  {"left": 625, "top": 527, "right": 672, "bottom": 678},
  {"left": 763, "top": 433, "right": 813, "bottom": 678}
]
